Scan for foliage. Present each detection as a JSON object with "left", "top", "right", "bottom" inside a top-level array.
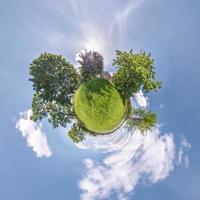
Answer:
[
  {"left": 112, "top": 50, "right": 162, "bottom": 99},
  {"left": 77, "top": 50, "right": 104, "bottom": 81},
  {"left": 74, "top": 79, "right": 126, "bottom": 133},
  {"left": 28, "top": 49, "right": 161, "bottom": 140},
  {"left": 126, "top": 108, "right": 157, "bottom": 134},
  {"left": 29, "top": 53, "right": 80, "bottom": 128},
  {"left": 68, "top": 123, "right": 85, "bottom": 143}
]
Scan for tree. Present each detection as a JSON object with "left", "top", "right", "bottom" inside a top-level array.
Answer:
[
  {"left": 112, "top": 50, "right": 162, "bottom": 100},
  {"left": 68, "top": 123, "right": 85, "bottom": 143},
  {"left": 29, "top": 53, "right": 80, "bottom": 128},
  {"left": 77, "top": 50, "right": 104, "bottom": 81},
  {"left": 126, "top": 108, "right": 157, "bottom": 135}
]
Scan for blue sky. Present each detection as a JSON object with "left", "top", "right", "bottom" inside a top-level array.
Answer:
[{"left": 0, "top": 0, "right": 199, "bottom": 199}]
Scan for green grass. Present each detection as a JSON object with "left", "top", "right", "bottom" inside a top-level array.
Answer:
[{"left": 74, "top": 79, "right": 126, "bottom": 133}]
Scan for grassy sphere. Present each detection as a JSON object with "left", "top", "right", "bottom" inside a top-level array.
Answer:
[{"left": 74, "top": 79, "right": 126, "bottom": 133}]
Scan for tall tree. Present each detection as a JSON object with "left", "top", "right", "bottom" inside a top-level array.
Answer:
[
  {"left": 29, "top": 53, "right": 80, "bottom": 128},
  {"left": 77, "top": 50, "right": 104, "bottom": 81},
  {"left": 126, "top": 108, "right": 157, "bottom": 134},
  {"left": 113, "top": 50, "right": 162, "bottom": 100}
]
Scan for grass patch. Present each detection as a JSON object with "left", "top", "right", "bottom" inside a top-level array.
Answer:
[{"left": 74, "top": 79, "right": 126, "bottom": 133}]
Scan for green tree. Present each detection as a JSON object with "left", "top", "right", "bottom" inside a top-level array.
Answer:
[
  {"left": 113, "top": 50, "right": 162, "bottom": 100},
  {"left": 126, "top": 108, "right": 157, "bottom": 135},
  {"left": 68, "top": 123, "right": 85, "bottom": 143},
  {"left": 29, "top": 53, "right": 80, "bottom": 128}
]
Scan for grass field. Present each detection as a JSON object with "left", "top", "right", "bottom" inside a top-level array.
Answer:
[{"left": 74, "top": 79, "right": 126, "bottom": 133}]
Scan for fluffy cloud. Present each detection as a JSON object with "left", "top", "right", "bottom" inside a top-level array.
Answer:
[
  {"left": 16, "top": 109, "right": 52, "bottom": 158},
  {"left": 79, "top": 128, "right": 176, "bottom": 200},
  {"left": 132, "top": 90, "right": 149, "bottom": 108}
]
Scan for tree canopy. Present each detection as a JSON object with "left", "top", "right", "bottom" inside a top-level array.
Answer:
[
  {"left": 113, "top": 50, "right": 162, "bottom": 100},
  {"left": 126, "top": 108, "right": 157, "bottom": 134},
  {"left": 29, "top": 53, "right": 80, "bottom": 128},
  {"left": 68, "top": 123, "right": 85, "bottom": 143},
  {"left": 77, "top": 50, "right": 104, "bottom": 81}
]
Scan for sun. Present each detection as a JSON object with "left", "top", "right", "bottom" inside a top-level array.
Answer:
[
  {"left": 80, "top": 25, "right": 106, "bottom": 53},
  {"left": 83, "top": 36, "right": 104, "bottom": 53}
]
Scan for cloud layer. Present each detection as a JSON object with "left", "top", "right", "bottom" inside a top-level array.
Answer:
[
  {"left": 16, "top": 109, "right": 52, "bottom": 158},
  {"left": 79, "top": 127, "right": 176, "bottom": 200}
]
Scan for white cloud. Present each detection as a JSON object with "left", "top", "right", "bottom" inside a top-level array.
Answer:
[
  {"left": 78, "top": 127, "right": 176, "bottom": 200},
  {"left": 132, "top": 90, "right": 149, "bottom": 108},
  {"left": 177, "top": 135, "right": 191, "bottom": 168},
  {"left": 109, "top": 0, "right": 144, "bottom": 43},
  {"left": 16, "top": 109, "right": 52, "bottom": 158}
]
